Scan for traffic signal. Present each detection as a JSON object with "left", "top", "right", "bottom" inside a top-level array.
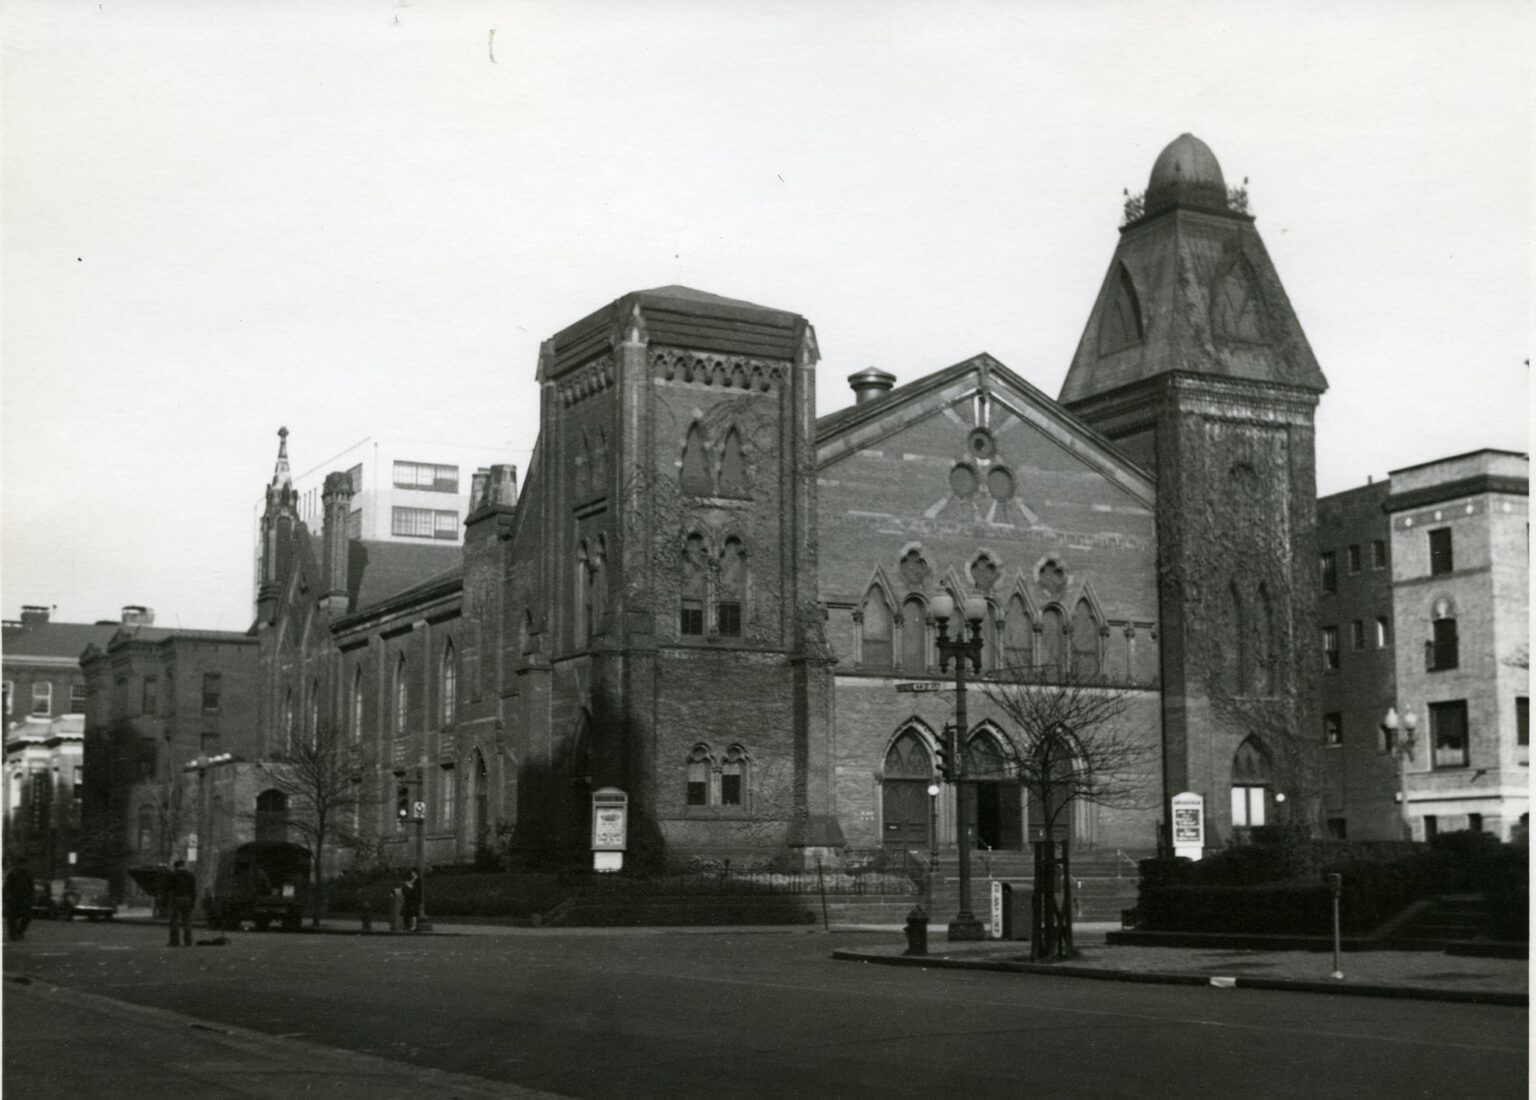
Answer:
[
  {"left": 935, "top": 726, "right": 956, "bottom": 781},
  {"left": 396, "top": 785, "right": 411, "bottom": 821}
]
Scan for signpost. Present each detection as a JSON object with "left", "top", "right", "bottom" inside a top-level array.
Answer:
[
  {"left": 895, "top": 682, "right": 950, "bottom": 693},
  {"left": 591, "top": 787, "right": 628, "bottom": 872},
  {"left": 1171, "top": 791, "right": 1205, "bottom": 861}
]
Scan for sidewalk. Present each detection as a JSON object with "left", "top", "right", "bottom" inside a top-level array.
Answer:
[{"left": 832, "top": 935, "right": 1529, "bottom": 1006}]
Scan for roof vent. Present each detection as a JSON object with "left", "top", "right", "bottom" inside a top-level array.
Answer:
[{"left": 848, "top": 367, "right": 896, "bottom": 405}]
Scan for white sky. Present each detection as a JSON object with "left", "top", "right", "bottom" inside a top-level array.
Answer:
[{"left": 2, "top": 0, "right": 1530, "bottom": 631}]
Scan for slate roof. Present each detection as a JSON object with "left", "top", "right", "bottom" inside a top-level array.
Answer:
[
  {"left": 347, "top": 540, "right": 464, "bottom": 613},
  {"left": 2, "top": 621, "right": 120, "bottom": 661}
]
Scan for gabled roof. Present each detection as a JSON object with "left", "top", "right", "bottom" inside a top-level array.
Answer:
[
  {"left": 816, "top": 352, "right": 1156, "bottom": 507},
  {"left": 347, "top": 541, "right": 463, "bottom": 613}
]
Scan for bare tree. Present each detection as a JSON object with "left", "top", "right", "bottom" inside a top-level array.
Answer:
[
  {"left": 256, "top": 719, "right": 368, "bottom": 926},
  {"left": 978, "top": 665, "right": 1157, "bottom": 958}
]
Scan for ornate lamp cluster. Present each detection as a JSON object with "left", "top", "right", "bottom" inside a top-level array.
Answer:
[{"left": 929, "top": 593, "right": 989, "bottom": 941}]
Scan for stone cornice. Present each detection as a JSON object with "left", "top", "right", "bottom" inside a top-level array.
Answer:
[{"left": 1384, "top": 474, "right": 1529, "bottom": 514}]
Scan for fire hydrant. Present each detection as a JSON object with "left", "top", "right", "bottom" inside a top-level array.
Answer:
[{"left": 903, "top": 905, "right": 929, "bottom": 957}]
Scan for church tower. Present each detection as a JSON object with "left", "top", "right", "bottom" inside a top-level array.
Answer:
[
  {"left": 256, "top": 426, "right": 300, "bottom": 625},
  {"left": 1061, "top": 135, "right": 1329, "bottom": 846}
]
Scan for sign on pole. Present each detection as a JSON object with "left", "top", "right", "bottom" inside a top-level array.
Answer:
[
  {"left": 591, "top": 787, "right": 629, "bottom": 872},
  {"left": 895, "top": 682, "right": 948, "bottom": 693},
  {"left": 412, "top": 801, "right": 426, "bottom": 821},
  {"left": 1171, "top": 791, "right": 1204, "bottom": 861}
]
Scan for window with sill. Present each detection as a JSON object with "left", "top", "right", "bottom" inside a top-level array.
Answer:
[
  {"left": 686, "top": 744, "right": 712, "bottom": 806},
  {"left": 1347, "top": 544, "right": 1361, "bottom": 574},
  {"left": 1427, "top": 600, "right": 1458, "bottom": 671},
  {"left": 1321, "top": 626, "right": 1339, "bottom": 671},
  {"left": 860, "top": 588, "right": 894, "bottom": 671},
  {"left": 1324, "top": 712, "right": 1342, "bottom": 747},
  {"left": 1319, "top": 551, "right": 1337, "bottom": 593},
  {"left": 31, "top": 681, "right": 52, "bottom": 716},
  {"left": 716, "top": 536, "right": 746, "bottom": 638},
  {"left": 1372, "top": 539, "right": 1387, "bottom": 569},
  {"left": 1430, "top": 700, "right": 1469, "bottom": 769},
  {"left": 1428, "top": 528, "right": 1453, "bottom": 575},
  {"left": 681, "top": 532, "right": 707, "bottom": 637}
]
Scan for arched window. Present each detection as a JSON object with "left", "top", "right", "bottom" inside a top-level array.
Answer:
[
  {"left": 394, "top": 656, "right": 408, "bottom": 736},
  {"left": 1039, "top": 607, "right": 1066, "bottom": 680},
  {"left": 1226, "top": 580, "right": 1246, "bottom": 695},
  {"left": 686, "top": 744, "right": 712, "bottom": 806},
  {"left": 255, "top": 788, "right": 289, "bottom": 843},
  {"left": 681, "top": 423, "right": 711, "bottom": 495},
  {"left": 1071, "top": 599, "right": 1100, "bottom": 679},
  {"left": 590, "top": 536, "right": 608, "bottom": 636},
  {"left": 591, "top": 430, "right": 609, "bottom": 493},
  {"left": 900, "top": 596, "right": 927, "bottom": 672},
  {"left": 680, "top": 532, "right": 707, "bottom": 636},
  {"left": 439, "top": 763, "right": 456, "bottom": 830},
  {"left": 717, "top": 536, "right": 746, "bottom": 637},
  {"left": 282, "top": 689, "right": 295, "bottom": 752},
  {"left": 441, "top": 640, "right": 458, "bottom": 726},
  {"left": 965, "top": 729, "right": 1007, "bottom": 779},
  {"left": 472, "top": 750, "right": 489, "bottom": 851},
  {"left": 721, "top": 744, "right": 749, "bottom": 806},
  {"left": 860, "top": 588, "right": 894, "bottom": 671},
  {"left": 1004, "top": 594, "right": 1032, "bottom": 672},
  {"left": 1097, "top": 265, "right": 1143, "bottom": 356},
  {"left": 574, "top": 433, "right": 590, "bottom": 498},
  {"left": 308, "top": 679, "right": 320, "bottom": 745},
  {"left": 1254, "top": 582, "right": 1275, "bottom": 695},
  {"left": 1230, "top": 736, "right": 1271, "bottom": 828},
  {"left": 1429, "top": 597, "right": 1459, "bottom": 671},
  {"left": 136, "top": 805, "right": 154, "bottom": 852},
  {"left": 718, "top": 426, "right": 748, "bottom": 497},
  {"left": 884, "top": 728, "right": 933, "bottom": 778},
  {"left": 575, "top": 541, "right": 591, "bottom": 648},
  {"left": 351, "top": 668, "right": 365, "bottom": 742}
]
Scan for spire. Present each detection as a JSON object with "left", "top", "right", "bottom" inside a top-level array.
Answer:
[{"left": 269, "top": 426, "right": 292, "bottom": 489}]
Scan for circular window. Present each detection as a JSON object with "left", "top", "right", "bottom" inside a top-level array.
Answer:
[
  {"left": 949, "top": 463, "right": 979, "bottom": 498},
  {"left": 987, "top": 466, "right": 1015, "bottom": 501},
  {"left": 967, "top": 428, "right": 996, "bottom": 460}
]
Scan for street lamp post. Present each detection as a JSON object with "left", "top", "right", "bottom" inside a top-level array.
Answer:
[
  {"left": 930, "top": 592, "right": 988, "bottom": 942},
  {"left": 1382, "top": 706, "right": 1419, "bottom": 841}
]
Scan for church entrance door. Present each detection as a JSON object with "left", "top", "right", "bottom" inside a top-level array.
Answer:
[
  {"left": 964, "top": 730, "right": 1023, "bottom": 851},
  {"left": 882, "top": 729, "right": 935, "bottom": 850}
]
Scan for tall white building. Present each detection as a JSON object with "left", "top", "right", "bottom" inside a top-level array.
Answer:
[{"left": 251, "top": 432, "right": 521, "bottom": 610}]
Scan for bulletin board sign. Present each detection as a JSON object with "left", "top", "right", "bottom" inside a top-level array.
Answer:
[
  {"left": 1172, "top": 791, "right": 1204, "bottom": 861},
  {"left": 591, "top": 787, "right": 628, "bottom": 851}
]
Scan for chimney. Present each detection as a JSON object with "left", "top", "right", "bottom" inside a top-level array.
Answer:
[
  {"left": 120, "top": 605, "right": 154, "bottom": 626},
  {"left": 320, "top": 470, "right": 356, "bottom": 614},
  {"left": 847, "top": 367, "right": 896, "bottom": 405},
  {"left": 20, "top": 605, "right": 51, "bottom": 625},
  {"left": 488, "top": 464, "right": 518, "bottom": 507}
]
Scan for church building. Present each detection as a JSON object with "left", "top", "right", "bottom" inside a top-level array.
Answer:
[{"left": 249, "top": 134, "right": 1328, "bottom": 873}]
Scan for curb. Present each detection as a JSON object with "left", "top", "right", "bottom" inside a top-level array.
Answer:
[{"left": 829, "top": 949, "right": 1529, "bottom": 1007}]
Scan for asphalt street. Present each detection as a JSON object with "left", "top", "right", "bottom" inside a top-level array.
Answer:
[{"left": 4, "top": 918, "right": 1527, "bottom": 1099}]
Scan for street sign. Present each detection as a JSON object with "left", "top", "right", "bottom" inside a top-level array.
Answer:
[
  {"left": 895, "top": 681, "right": 949, "bottom": 693},
  {"left": 412, "top": 801, "right": 426, "bottom": 821}
]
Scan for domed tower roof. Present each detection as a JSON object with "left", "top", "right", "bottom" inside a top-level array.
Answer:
[{"left": 1148, "top": 133, "right": 1225, "bottom": 192}]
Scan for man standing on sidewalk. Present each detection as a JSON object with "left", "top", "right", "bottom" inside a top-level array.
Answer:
[
  {"left": 165, "top": 860, "right": 197, "bottom": 947},
  {"left": 4, "top": 858, "right": 35, "bottom": 942}
]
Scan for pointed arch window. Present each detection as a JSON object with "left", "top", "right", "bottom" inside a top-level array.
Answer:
[
  {"left": 575, "top": 541, "right": 591, "bottom": 648},
  {"left": 1071, "top": 599, "right": 1101, "bottom": 678},
  {"left": 860, "top": 588, "right": 894, "bottom": 671},
  {"left": 255, "top": 788, "right": 289, "bottom": 843},
  {"left": 900, "top": 596, "right": 927, "bottom": 672},
  {"left": 591, "top": 430, "right": 609, "bottom": 493},
  {"left": 1212, "top": 260, "right": 1266, "bottom": 342},
  {"left": 681, "top": 423, "right": 711, "bottom": 496},
  {"left": 680, "top": 532, "right": 707, "bottom": 636},
  {"left": 1226, "top": 580, "right": 1247, "bottom": 695},
  {"left": 575, "top": 433, "right": 591, "bottom": 499},
  {"left": 590, "top": 536, "right": 608, "bottom": 636},
  {"left": 686, "top": 743, "right": 712, "bottom": 806},
  {"left": 721, "top": 744, "right": 749, "bottom": 806},
  {"left": 472, "top": 750, "right": 489, "bottom": 851},
  {"left": 965, "top": 729, "right": 1007, "bottom": 779},
  {"left": 884, "top": 728, "right": 933, "bottom": 778},
  {"left": 351, "top": 667, "right": 364, "bottom": 742},
  {"left": 1039, "top": 606, "right": 1066, "bottom": 681},
  {"left": 718, "top": 426, "right": 748, "bottom": 497},
  {"left": 282, "top": 689, "right": 295, "bottom": 752},
  {"left": 1230, "top": 736, "right": 1271, "bottom": 827},
  {"left": 1254, "top": 582, "right": 1275, "bottom": 695},
  {"left": 1004, "top": 594, "right": 1032, "bottom": 672},
  {"left": 717, "top": 536, "right": 746, "bottom": 637},
  {"left": 441, "top": 640, "right": 458, "bottom": 726},
  {"left": 1097, "top": 265, "right": 1143, "bottom": 356},
  {"left": 307, "top": 678, "right": 320, "bottom": 745},
  {"left": 394, "top": 656, "right": 408, "bottom": 736}
]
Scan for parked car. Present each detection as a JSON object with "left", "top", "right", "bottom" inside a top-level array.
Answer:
[
  {"left": 205, "top": 841, "right": 312, "bottom": 932},
  {"left": 40, "top": 877, "right": 117, "bottom": 921}
]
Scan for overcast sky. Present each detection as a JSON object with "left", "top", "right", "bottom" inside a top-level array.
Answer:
[{"left": 2, "top": 0, "right": 1529, "bottom": 631}]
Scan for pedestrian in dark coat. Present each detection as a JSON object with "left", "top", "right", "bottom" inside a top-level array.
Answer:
[
  {"left": 401, "top": 870, "right": 422, "bottom": 932},
  {"left": 165, "top": 860, "right": 197, "bottom": 947},
  {"left": 3, "top": 859, "right": 35, "bottom": 942}
]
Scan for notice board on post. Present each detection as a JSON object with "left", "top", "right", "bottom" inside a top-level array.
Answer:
[{"left": 591, "top": 787, "right": 628, "bottom": 872}]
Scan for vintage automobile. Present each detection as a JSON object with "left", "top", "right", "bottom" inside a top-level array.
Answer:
[
  {"left": 40, "top": 876, "right": 118, "bottom": 921},
  {"left": 204, "top": 841, "right": 312, "bottom": 932}
]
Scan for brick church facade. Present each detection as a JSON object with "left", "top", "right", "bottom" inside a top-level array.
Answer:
[{"left": 251, "top": 134, "right": 1328, "bottom": 872}]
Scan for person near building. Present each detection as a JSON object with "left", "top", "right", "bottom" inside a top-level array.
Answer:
[
  {"left": 401, "top": 870, "right": 422, "bottom": 932},
  {"left": 165, "top": 859, "right": 197, "bottom": 947},
  {"left": 4, "top": 858, "right": 35, "bottom": 942}
]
